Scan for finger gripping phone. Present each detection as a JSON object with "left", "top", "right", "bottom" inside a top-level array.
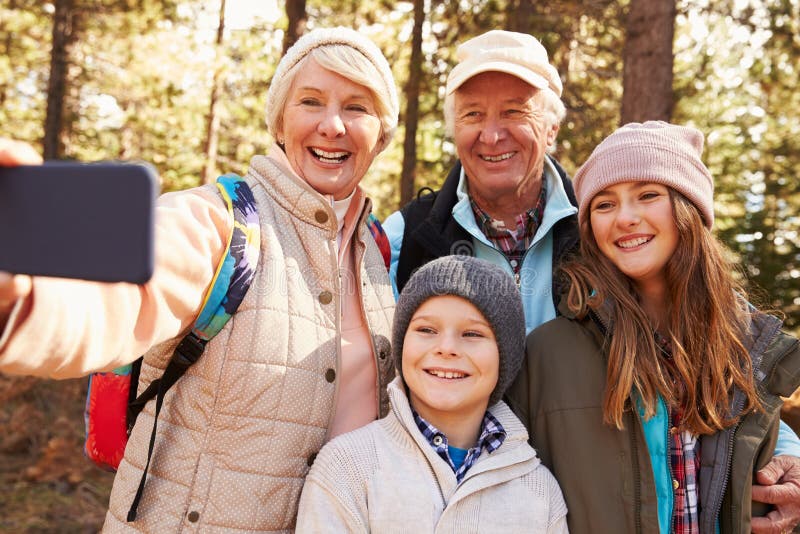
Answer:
[{"left": 0, "top": 161, "right": 158, "bottom": 283}]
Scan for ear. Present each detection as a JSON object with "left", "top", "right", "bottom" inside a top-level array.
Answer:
[{"left": 547, "top": 123, "right": 559, "bottom": 147}]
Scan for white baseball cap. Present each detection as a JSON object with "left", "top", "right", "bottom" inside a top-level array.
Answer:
[{"left": 446, "top": 30, "right": 562, "bottom": 97}]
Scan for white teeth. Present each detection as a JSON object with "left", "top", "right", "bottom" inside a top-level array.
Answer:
[
  {"left": 428, "top": 369, "right": 466, "bottom": 379},
  {"left": 310, "top": 147, "right": 349, "bottom": 162},
  {"left": 618, "top": 236, "right": 650, "bottom": 248},
  {"left": 481, "top": 152, "right": 514, "bottom": 162}
]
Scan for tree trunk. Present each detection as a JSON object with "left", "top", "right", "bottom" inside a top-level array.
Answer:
[
  {"left": 399, "top": 0, "right": 425, "bottom": 206},
  {"left": 505, "top": 0, "right": 535, "bottom": 33},
  {"left": 201, "top": 0, "right": 226, "bottom": 185},
  {"left": 283, "top": 0, "right": 307, "bottom": 54},
  {"left": 620, "top": 0, "right": 676, "bottom": 124},
  {"left": 44, "top": 0, "right": 76, "bottom": 160}
]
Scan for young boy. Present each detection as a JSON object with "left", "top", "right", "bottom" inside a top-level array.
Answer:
[{"left": 296, "top": 256, "right": 568, "bottom": 533}]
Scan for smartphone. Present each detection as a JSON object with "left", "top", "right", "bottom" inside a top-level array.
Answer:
[{"left": 0, "top": 161, "right": 158, "bottom": 283}]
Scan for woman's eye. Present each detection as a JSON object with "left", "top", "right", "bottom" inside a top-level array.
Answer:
[
  {"left": 347, "top": 104, "right": 368, "bottom": 113},
  {"left": 300, "top": 98, "right": 320, "bottom": 106}
]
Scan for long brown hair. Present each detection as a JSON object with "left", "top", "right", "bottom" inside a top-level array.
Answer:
[{"left": 562, "top": 190, "right": 761, "bottom": 434}]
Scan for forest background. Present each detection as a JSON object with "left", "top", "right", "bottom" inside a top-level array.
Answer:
[{"left": 0, "top": 0, "right": 798, "bottom": 530}]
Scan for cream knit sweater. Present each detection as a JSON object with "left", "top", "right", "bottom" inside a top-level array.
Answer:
[{"left": 296, "top": 377, "right": 569, "bottom": 533}]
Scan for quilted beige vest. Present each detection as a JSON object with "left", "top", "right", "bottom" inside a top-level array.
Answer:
[{"left": 102, "top": 155, "right": 395, "bottom": 532}]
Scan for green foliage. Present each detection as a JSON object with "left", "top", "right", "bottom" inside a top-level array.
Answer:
[
  {"left": 0, "top": 1, "right": 51, "bottom": 149},
  {"left": 674, "top": 0, "right": 800, "bottom": 331}
]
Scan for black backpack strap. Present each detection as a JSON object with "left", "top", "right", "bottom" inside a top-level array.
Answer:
[{"left": 126, "top": 174, "right": 260, "bottom": 522}]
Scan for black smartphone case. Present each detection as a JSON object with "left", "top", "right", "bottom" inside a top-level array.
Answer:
[{"left": 0, "top": 161, "right": 158, "bottom": 283}]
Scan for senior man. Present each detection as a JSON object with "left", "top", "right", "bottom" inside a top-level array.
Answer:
[
  {"left": 384, "top": 30, "right": 576, "bottom": 334},
  {"left": 384, "top": 29, "right": 800, "bottom": 533}
]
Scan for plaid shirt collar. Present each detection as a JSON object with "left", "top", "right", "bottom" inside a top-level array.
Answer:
[
  {"left": 412, "top": 409, "right": 506, "bottom": 483},
  {"left": 470, "top": 178, "right": 548, "bottom": 258}
]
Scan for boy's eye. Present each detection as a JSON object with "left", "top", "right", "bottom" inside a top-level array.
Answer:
[{"left": 463, "top": 330, "right": 487, "bottom": 338}]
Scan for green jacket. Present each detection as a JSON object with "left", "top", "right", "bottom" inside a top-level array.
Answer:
[{"left": 507, "top": 305, "right": 800, "bottom": 534}]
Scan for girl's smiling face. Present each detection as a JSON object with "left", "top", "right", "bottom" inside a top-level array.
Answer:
[{"left": 589, "top": 182, "right": 679, "bottom": 295}]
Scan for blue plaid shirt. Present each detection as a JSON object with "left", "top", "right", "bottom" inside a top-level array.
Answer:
[{"left": 412, "top": 409, "right": 506, "bottom": 483}]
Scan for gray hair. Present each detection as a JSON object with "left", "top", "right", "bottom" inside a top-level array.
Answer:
[
  {"left": 444, "top": 84, "right": 566, "bottom": 152},
  {"left": 264, "top": 27, "right": 399, "bottom": 152}
]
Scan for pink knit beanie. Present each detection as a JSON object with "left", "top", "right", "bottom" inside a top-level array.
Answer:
[{"left": 573, "top": 121, "right": 715, "bottom": 228}]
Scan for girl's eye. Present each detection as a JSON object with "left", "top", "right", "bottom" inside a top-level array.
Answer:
[
  {"left": 640, "top": 191, "right": 660, "bottom": 200},
  {"left": 415, "top": 326, "right": 436, "bottom": 335},
  {"left": 592, "top": 201, "right": 614, "bottom": 211}
]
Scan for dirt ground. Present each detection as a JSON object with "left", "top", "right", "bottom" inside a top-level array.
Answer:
[{"left": 0, "top": 375, "right": 114, "bottom": 533}]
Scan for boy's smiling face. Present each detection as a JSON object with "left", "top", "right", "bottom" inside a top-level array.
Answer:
[{"left": 402, "top": 295, "right": 499, "bottom": 426}]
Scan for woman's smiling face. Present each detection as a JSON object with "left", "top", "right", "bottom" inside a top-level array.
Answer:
[{"left": 277, "top": 58, "right": 383, "bottom": 199}]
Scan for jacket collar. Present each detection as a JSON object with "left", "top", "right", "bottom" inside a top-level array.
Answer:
[{"left": 452, "top": 156, "right": 577, "bottom": 249}]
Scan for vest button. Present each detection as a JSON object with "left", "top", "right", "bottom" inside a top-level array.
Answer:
[
  {"left": 325, "top": 368, "right": 336, "bottom": 382},
  {"left": 307, "top": 452, "right": 317, "bottom": 466},
  {"left": 187, "top": 511, "right": 200, "bottom": 522},
  {"left": 314, "top": 210, "right": 328, "bottom": 224},
  {"left": 319, "top": 290, "right": 333, "bottom": 305},
  {"left": 432, "top": 435, "right": 444, "bottom": 446}
]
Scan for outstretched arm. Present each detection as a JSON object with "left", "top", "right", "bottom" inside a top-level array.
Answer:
[{"left": 0, "top": 139, "right": 40, "bottom": 331}]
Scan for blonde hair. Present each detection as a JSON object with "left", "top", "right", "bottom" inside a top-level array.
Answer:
[
  {"left": 562, "top": 190, "right": 761, "bottom": 434},
  {"left": 266, "top": 45, "right": 397, "bottom": 151}
]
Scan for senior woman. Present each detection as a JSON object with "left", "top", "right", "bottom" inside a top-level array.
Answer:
[{"left": 0, "top": 27, "right": 398, "bottom": 532}]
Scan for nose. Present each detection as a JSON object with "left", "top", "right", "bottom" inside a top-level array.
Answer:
[
  {"left": 616, "top": 201, "right": 642, "bottom": 227},
  {"left": 478, "top": 117, "right": 506, "bottom": 145},
  {"left": 434, "top": 331, "right": 460, "bottom": 358},
  {"left": 318, "top": 107, "right": 346, "bottom": 138}
]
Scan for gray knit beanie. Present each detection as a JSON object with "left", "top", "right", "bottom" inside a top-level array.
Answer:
[
  {"left": 265, "top": 27, "right": 399, "bottom": 150},
  {"left": 392, "top": 256, "right": 525, "bottom": 407},
  {"left": 573, "top": 121, "right": 715, "bottom": 228}
]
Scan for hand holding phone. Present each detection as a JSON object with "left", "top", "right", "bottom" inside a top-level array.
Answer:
[
  {"left": 0, "top": 272, "right": 31, "bottom": 328},
  {"left": 0, "top": 161, "right": 158, "bottom": 284},
  {"left": 0, "top": 138, "right": 43, "bottom": 166}
]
